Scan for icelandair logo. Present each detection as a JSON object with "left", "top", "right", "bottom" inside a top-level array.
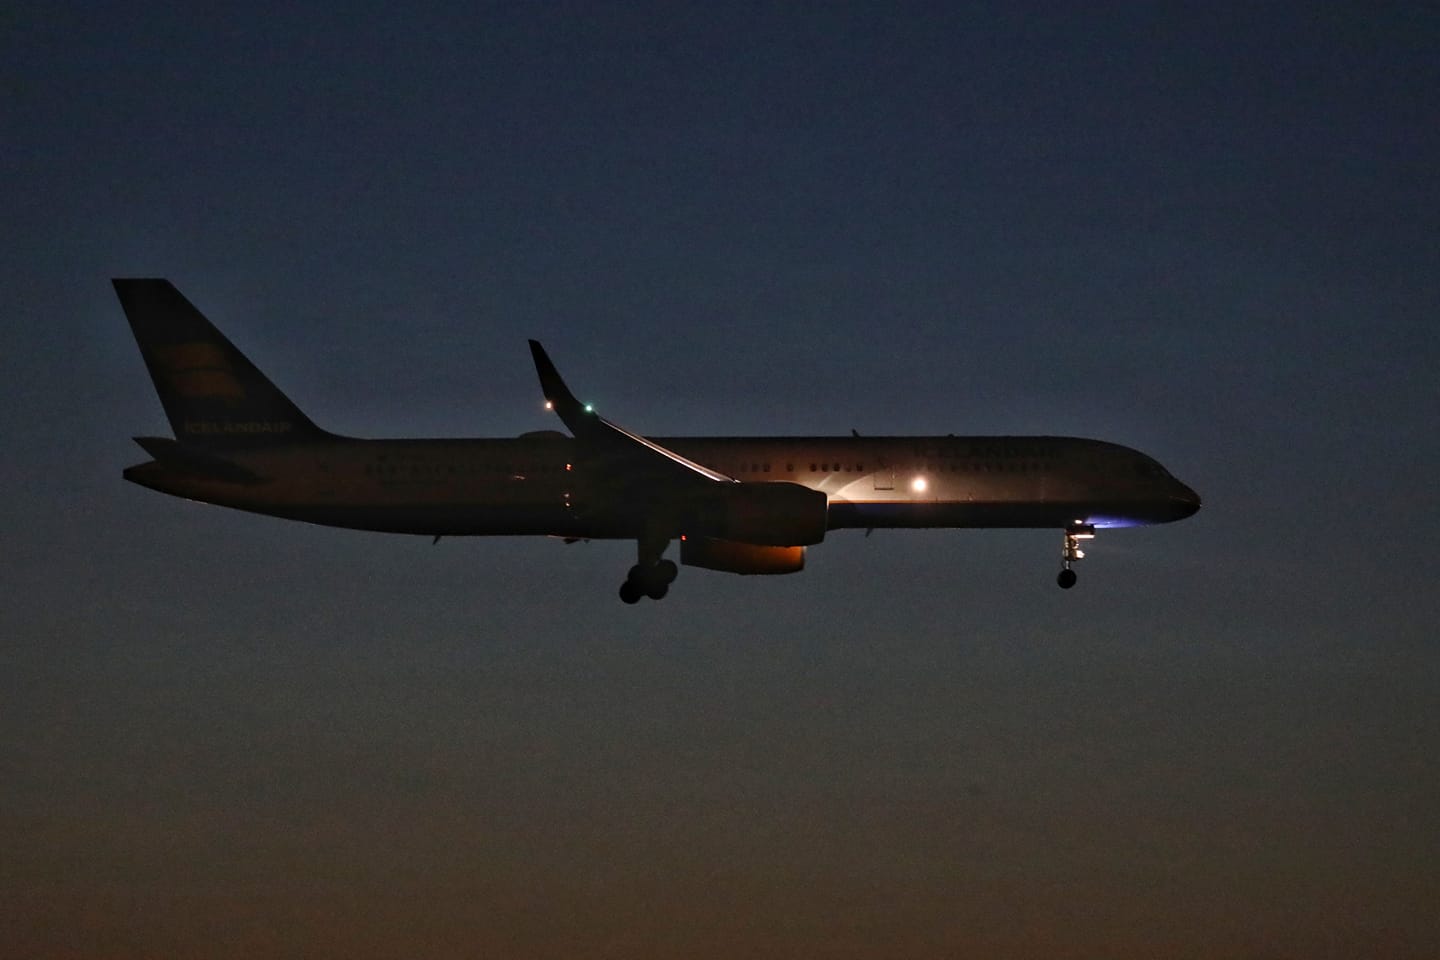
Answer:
[
  {"left": 184, "top": 419, "right": 294, "bottom": 435},
  {"left": 155, "top": 342, "right": 246, "bottom": 401}
]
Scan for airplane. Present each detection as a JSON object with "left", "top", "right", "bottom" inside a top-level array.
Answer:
[{"left": 113, "top": 278, "right": 1201, "bottom": 603}]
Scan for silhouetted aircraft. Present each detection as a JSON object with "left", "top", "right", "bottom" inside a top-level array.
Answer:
[{"left": 114, "top": 279, "right": 1200, "bottom": 602}]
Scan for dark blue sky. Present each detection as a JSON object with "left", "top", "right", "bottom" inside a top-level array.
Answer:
[{"left": 4, "top": 3, "right": 1438, "bottom": 957}]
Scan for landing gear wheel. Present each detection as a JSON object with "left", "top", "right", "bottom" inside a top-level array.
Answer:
[
  {"left": 621, "top": 561, "right": 676, "bottom": 603},
  {"left": 1057, "top": 524, "right": 1093, "bottom": 591},
  {"left": 620, "top": 532, "right": 678, "bottom": 602}
]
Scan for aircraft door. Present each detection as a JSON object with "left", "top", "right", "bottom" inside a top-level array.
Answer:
[{"left": 873, "top": 457, "right": 894, "bottom": 491}]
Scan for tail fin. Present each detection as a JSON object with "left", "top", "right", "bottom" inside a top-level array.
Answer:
[{"left": 113, "top": 279, "right": 331, "bottom": 449}]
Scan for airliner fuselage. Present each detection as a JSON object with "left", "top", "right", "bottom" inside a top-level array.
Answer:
[{"left": 126, "top": 432, "right": 1196, "bottom": 536}]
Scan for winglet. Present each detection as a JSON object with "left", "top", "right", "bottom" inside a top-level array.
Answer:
[{"left": 528, "top": 339, "right": 596, "bottom": 438}]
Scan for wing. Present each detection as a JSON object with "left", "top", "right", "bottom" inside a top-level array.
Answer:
[
  {"left": 527, "top": 341, "right": 828, "bottom": 548},
  {"left": 528, "top": 340, "right": 733, "bottom": 487}
]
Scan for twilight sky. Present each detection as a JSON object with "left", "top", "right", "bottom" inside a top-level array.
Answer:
[{"left": 3, "top": 3, "right": 1438, "bottom": 957}]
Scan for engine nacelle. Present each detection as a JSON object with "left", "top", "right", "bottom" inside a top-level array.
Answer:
[
  {"left": 683, "top": 481, "right": 828, "bottom": 546},
  {"left": 680, "top": 538, "right": 806, "bottom": 575}
]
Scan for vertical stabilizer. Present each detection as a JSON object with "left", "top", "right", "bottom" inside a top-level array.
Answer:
[{"left": 113, "top": 279, "right": 330, "bottom": 449}]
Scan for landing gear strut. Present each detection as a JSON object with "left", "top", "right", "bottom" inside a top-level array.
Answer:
[
  {"left": 619, "top": 532, "right": 677, "bottom": 604},
  {"left": 1057, "top": 523, "right": 1094, "bottom": 590}
]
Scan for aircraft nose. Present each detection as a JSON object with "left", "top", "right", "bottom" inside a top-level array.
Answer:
[{"left": 1170, "top": 481, "right": 1202, "bottom": 519}]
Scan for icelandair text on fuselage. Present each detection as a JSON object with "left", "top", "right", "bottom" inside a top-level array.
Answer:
[{"left": 184, "top": 420, "right": 294, "bottom": 435}]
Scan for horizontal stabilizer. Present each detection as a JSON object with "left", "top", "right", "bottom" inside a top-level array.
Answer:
[{"left": 132, "top": 436, "right": 264, "bottom": 484}]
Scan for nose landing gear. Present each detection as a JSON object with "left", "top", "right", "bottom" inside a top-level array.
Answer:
[{"left": 1057, "top": 523, "right": 1094, "bottom": 589}]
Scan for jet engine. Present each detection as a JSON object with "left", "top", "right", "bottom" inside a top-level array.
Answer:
[
  {"left": 683, "top": 481, "right": 828, "bottom": 546},
  {"left": 680, "top": 538, "right": 806, "bottom": 575}
]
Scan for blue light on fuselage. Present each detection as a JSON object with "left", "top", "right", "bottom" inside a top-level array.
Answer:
[{"left": 1087, "top": 515, "right": 1151, "bottom": 529}]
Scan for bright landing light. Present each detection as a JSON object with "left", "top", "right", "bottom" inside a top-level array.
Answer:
[{"left": 911, "top": 476, "right": 928, "bottom": 493}]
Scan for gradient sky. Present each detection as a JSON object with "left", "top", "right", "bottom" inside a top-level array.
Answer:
[{"left": 4, "top": 3, "right": 1438, "bottom": 957}]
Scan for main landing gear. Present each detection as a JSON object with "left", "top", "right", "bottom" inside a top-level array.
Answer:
[
  {"left": 619, "top": 532, "right": 677, "bottom": 604},
  {"left": 619, "top": 559, "right": 678, "bottom": 604},
  {"left": 1057, "top": 523, "right": 1095, "bottom": 590}
]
